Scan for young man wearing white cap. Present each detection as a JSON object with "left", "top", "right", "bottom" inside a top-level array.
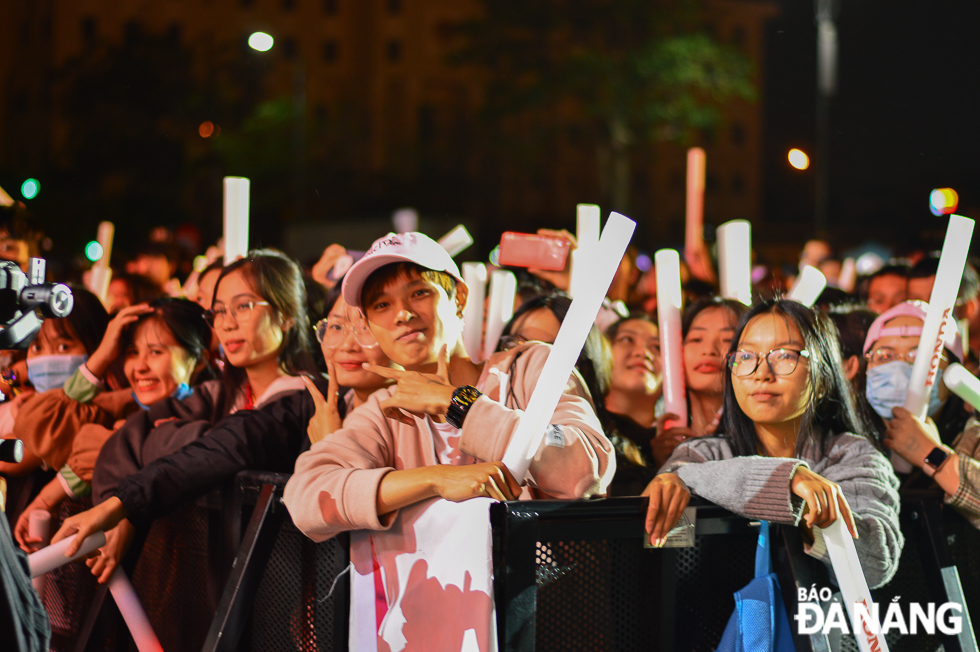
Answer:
[{"left": 283, "top": 231, "right": 615, "bottom": 650}]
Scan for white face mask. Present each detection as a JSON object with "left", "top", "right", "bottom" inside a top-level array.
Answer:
[
  {"left": 865, "top": 360, "right": 945, "bottom": 419},
  {"left": 27, "top": 354, "right": 88, "bottom": 393}
]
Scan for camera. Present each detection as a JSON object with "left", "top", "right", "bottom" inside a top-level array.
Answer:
[{"left": 0, "top": 257, "right": 73, "bottom": 350}]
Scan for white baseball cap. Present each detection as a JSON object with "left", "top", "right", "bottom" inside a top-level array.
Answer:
[{"left": 341, "top": 232, "right": 463, "bottom": 308}]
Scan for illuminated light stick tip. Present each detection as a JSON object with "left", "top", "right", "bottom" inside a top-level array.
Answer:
[
  {"left": 501, "top": 212, "right": 636, "bottom": 480},
  {"left": 684, "top": 148, "right": 706, "bottom": 262},
  {"left": 942, "top": 363, "right": 980, "bottom": 412},
  {"left": 0, "top": 184, "right": 14, "bottom": 207},
  {"left": 655, "top": 249, "right": 687, "bottom": 429},
  {"left": 108, "top": 570, "right": 165, "bottom": 652},
  {"left": 838, "top": 257, "right": 857, "bottom": 293},
  {"left": 223, "top": 177, "right": 250, "bottom": 264},
  {"left": 28, "top": 531, "right": 107, "bottom": 578},
  {"left": 787, "top": 266, "right": 827, "bottom": 308},
  {"left": 716, "top": 220, "right": 752, "bottom": 306},
  {"left": 461, "top": 262, "right": 488, "bottom": 362},
  {"left": 482, "top": 270, "right": 517, "bottom": 362},
  {"left": 438, "top": 225, "right": 473, "bottom": 257}
]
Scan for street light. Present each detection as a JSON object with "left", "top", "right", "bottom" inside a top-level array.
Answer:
[
  {"left": 788, "top": 149, "right": 810, "bottom": 171},
  {"left": 248, "top": 32, "right": 274, "bottom": 52}
]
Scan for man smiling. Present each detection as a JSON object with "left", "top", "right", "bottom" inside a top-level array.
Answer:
[{"left": 283, "top": 231, "right": 614, "bottom": 650}]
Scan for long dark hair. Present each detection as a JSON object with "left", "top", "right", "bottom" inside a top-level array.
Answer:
[
  {"left": 213, "top": 249, "right": 318, "bottom": 407},
  {"left": 682, "top": 296, "right": 748, "bottom": 337},
  {"left": 721, "top": 299, "right": 873, "bottom": 457},
  {"left": 123, "top": 297, "right": 216, "bottom": 383},
  {"left": 52, "top": 286, "right": 110, "bottom": 356}
]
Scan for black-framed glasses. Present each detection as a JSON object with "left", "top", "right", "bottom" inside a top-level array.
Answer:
[
  {"left": 204, "top": 300, "right": 270, "bottom": 328},
  {"left": 313, "top": 317, "right": 378, "bottom": 349},
  {"left": 727, "top": 348, "right": 810, "bottom": 378}
]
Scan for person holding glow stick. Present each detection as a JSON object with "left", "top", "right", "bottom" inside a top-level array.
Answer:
[{"left": 641, "top": 299, "right": 902, "bottom": 591}]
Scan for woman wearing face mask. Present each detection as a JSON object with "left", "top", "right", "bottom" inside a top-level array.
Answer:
[
  {"left": 652, "top": 298, "right": 748, "bottom": 469},
  {"left": 862, "top": 300, "right": 968, "bottom": 448},
  {"left": 641, "top": 299, "right": 902, "bottom": 592},
  {"left": 13, "top": 298, "right": 213, "bottom": 553}
]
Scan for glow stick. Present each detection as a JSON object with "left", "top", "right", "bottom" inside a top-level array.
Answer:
[
  {"left": 941, "top": 363, "right": 980, "bottom": 412},
  {"left": 392, "top": 208, "right": 418, "bottom": 233},
  {"left": 437, "top": 224, "right": 473, "bottom": 257},
  {"left": 716, "top": 220, "right": 752, "bottom": 305},
  {"left": 88, "top": 221, "right": 115, "bottom": 305},
  {"left": 838, "top": 257, "right": 857, "bottom": 293},
  {"left": 0, "top": 184, "right": 13, "bottom": 206},
  {"left": 684, "top": 148, "right": 706, "bottom": 264},
  {"left": 787, "top": 266, "right": 826, "bottom": 307},
  {"left": 108, "top": 570, "right": 165, "bottom": 652},
  {"left": 29, "top": 531, "right": 106, "bottom": 578},
  {"left": 222, "top": 177, "right": 250, "bottom": 263},
  {"left": 502, "top": 212, "right": 636, "bottom": 480},
  {"left": 462, "top": 263, "right": 488, "bottom": 362},
  {"left": 655, "top": 249, "right": 687, "bottom": 428},
  {"left": 482, "top": 270, "right": 517, "bottom": 361},
  {"left": 571, "top": 205, "right": 601, "bottom": 299},
  {"left": 29, "top": 511, "right": 51, "bottom": 595},
  {"left": 820, "top": 519, "right": 890, "bottom": 652}
]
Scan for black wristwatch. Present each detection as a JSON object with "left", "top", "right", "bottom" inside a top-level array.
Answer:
[
  {"left": 446, "top": 385, "right": 482, "bottom": 429},
  {"left": 924, "top": 446, "right": 951, "bottom": 476}
]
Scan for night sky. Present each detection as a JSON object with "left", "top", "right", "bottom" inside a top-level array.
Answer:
[{"left": 762, "top": 0, "right": 980, "bottom": 250}]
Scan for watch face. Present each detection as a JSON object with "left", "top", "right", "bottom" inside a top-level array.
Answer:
[
  {"left": 925, "top": 447, "right": 948, "bottom": 469},
  {"left": 456, "top": 386, "right": 480, "bottom": 405}
]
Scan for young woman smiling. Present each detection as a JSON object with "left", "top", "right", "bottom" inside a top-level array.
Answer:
[{"left": 642, "top": 299, "right": 902, "bottom": 590}]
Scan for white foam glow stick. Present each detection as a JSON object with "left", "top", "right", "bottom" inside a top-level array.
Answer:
[
  {"left": 787, "top": 266, "right": 826, "bottom": 307},
  {"left": 438, "top": 225, "right": 473, "bottom": 257},
  {"left": 88, "top": 221, "right": 115, "bottom": 305},
  {"left": 655, "top": 250, "right": 687, "bottom": 428},
  {"left": 462, "top": 263, "right": 488, "bottom": 362},
  {"left": 392, "top": 208, "right": 418, "bottom": 233},
  {"left": 29, "top": 511, "right": 51, "bottom": 595},
  {"left": 944, "top": 363, "right": 980, "bottom": 412},
  {"left": 502, "top": 212, "right": 636, "bottom": 480},
  {"left": 820, "top": 519, "right": 890, "bottom": 652},
  {"left": 716, "top": 220, "right": 752, "bottom": 306},
  {"left": 838, "top": 257, "right": 857, "bottom": 293},
  {"left": 109, "top": 570, "right": 164, "bottom": 652},
  {"left": 483, "top": 270, "right": 517, "bottom": 361},
  {"left": 570, "top": 205, "right": 601, "bottom": 299},
  {"left": 0, "top": 184, "right": 13, "bottom": 206},
  {"left": 29, "top": 531, "right": 106, "bottom": 578},
  {"left": 684, "top": 148, "right": 706, "bottom": 264},
  {"left": 223, "top": 177, "right": 250, "bottom": 263}
]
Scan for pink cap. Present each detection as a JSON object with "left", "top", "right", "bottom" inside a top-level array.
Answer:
[
  {"left": 863, "top": 300, "right": 963, "bottom": 361},
  {"left": 341, "top": 232, "right": 463, "bottom": 308}
]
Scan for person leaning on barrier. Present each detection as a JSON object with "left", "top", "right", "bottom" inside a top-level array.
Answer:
[{"left": 642, "top": 299, "right": 903, "bottom": 589}]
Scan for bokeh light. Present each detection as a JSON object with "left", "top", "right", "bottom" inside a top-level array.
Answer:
[
  {"left": 929, "top": 188, "right": 958, "bottom": 216},
  {"left": 788, "top": 149, "right": 810, "bottom": 170},
  {"left": 199, "top": 121, "right": 215, "bottom": 138},
  {"left": 85, "top": 241, "right": 104, "bottom": 262},
  {"left": 20, "top": 178, "right": 39, "bottom": 199},
  {"left": 248, "top": 32, "right": 274, "bottom": 52},
  {"left": 193, "top": 255, "right": 209, "bottom": 272}
]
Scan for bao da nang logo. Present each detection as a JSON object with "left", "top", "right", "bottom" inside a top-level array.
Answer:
[{"left": 794, "top": 586, "right": 963, "bottom": 638}]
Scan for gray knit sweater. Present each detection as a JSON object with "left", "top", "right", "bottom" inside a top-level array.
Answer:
[{"left": 659, "top": 431, "right": 903, "bottom": 589}]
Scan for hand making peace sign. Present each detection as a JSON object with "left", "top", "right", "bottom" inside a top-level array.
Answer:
[
  {"left": 362, "top": 344, "right": 457, "bottom": 425},
  {"left": 303, "top": 361, "right": 343, "bottom": 445}
]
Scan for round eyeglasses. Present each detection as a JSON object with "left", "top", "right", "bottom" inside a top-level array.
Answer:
[
  {"left": 727, "top": 348, "right": 810, "bottom": 378},
  {"left": 314, "top": 316, "right": 378, "bottom": 349},
  {"left": 204, "top": 300, "right": 270, "bottom": 328},
  {"left": 865, "top": 347, "right": 943, "bottom": 366}
]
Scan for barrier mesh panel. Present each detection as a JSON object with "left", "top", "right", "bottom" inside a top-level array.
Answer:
[
  {"left": 45, "top": 497, "right": 97, "bottom": 652},
  {"left": 247, "top": 519, "right": 348, "bottom": 652}
]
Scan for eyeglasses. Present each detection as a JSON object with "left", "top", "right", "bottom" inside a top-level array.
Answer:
[
  {"left": 498, "top": 334, "right": 528, "bottom": 351},
  {"left": 314, "top": 317, "right": 378, "bottom": 349},
  {"left": 204, "top": 300, "right": 270, "bottom": 328},
  {"left": 727, "top": 348, "right": 810, "bottom": 378},
  {"left": 865, "top": 347, "right": 944, "bottom": 366}
]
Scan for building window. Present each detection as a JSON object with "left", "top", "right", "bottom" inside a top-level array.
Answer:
[
  {"left": 323, "top": 0, "right": 338, "bottom": 13},
  {"left": 322, "top": 40, "right": 338, "bottom": 62},
  {"left": 387, "top": 0, "right": 402, "bottom": 14},
  {"left": 81, "top": 16, "right": 97, "bottom": 43},
  {"left": 283, "top": 37, "right": 298, "bottom": 60},
  {"left": 731, "top": 123, "right": 745, "bottom": 147},
  {"left": 386, "top": 40, "right": 402, "bottom": 62},
  {"left": 282, "top": 0, "right": 296, "bottom": 11}
]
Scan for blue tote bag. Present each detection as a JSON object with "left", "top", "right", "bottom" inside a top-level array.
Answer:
[{"left": 715, "top": 521, "right": 796, "bottom": 652}]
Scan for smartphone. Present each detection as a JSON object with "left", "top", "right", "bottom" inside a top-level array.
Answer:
[
  {"left": 498, "top": 233, "right": 571, "bottom": 271},
  {"left": 326, "top": 251, "right": 365, "bottom": 283}
]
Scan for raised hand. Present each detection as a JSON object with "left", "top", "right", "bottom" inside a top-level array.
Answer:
[
  {"left": 651, "top": 412, "right": 694, "bottom": 469},
  {"left": 304, "top": 365, "right": 343, "bottom": 445},
  {"left": 87, "top": 304, "right": 156, "bottom": 379},
  {"left": 791, "top": 466, "right": 858, "bottom": 538},
  {"left": 642, "top": 473, "right": 690, "bottom": 547},
  {"left": 527, "top": 228, "right": 576, "bottom": 290},
  {"left": 311, "top": 244, "right": 348, "bottom": 289},
  {"left": 883, "top": 406, "right": 939, "bottom": 469},
  {"left": 363, "top": 344, "right": 456, "bottom": 425}
]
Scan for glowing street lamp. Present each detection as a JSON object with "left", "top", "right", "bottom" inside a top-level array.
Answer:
[
  {"left": 248, "top": 32, "right": 274, "bottom": 52},
  {"left": 788, "top": 149, "right": 810, "bottom": 171}
]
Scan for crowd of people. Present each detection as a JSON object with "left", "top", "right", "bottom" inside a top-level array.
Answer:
[{"left": 2, "top": 200, "right": 980, "bottom": 649}]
